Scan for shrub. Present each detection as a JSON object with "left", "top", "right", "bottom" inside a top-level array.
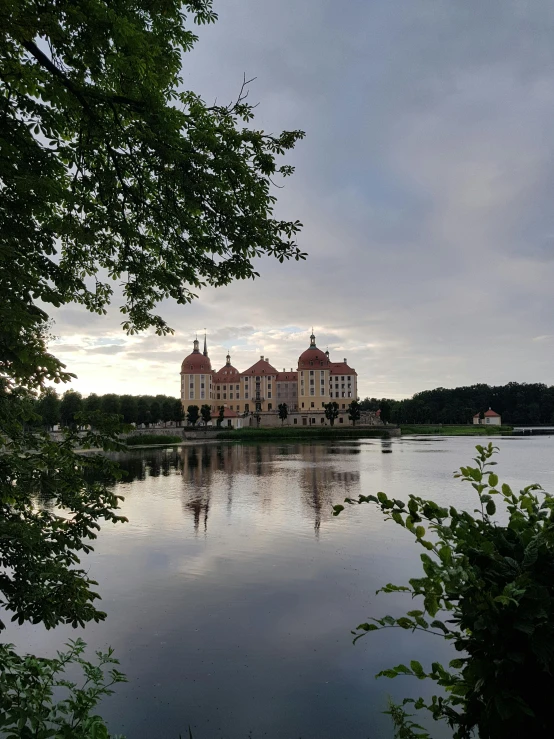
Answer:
[
  {"left": 334, "top": 443, "right": 554, "bottom": 739},
  {"left": 0, "top": 638, "right": 126, "bottom": 738}
]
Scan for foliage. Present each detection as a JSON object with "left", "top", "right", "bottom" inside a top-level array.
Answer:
[
  {"left": 60, "top": 390, "right": 84, "bottom": 428},
  {"left": 217, "top": 426, "right": 391, "bottom": 440},
  {"left": 324, "top": 401, "right": 339, "bottom": 426},
  {"left": 216, "top": 406, "right": 225, "bottom": 427},
  {"left": 186, "top": 405, "right": 200, "bottom": 426},
  {"left": 348, "top": 399, "right": 361, "bottom": 426},
  {"left": 0, "top": 404, "right": 128, "bottom": 631},
  {"left": 200, "top": 404, "right": 212, "bottom": 425},
  {"left": 278, "top": 402, "right": 288, "bottom": 424},
  {"left": 124, "top": 433, "right": 181, "bottom": 446},
  {"left": 0, "top": 638, "right": 126, "bottom": 738},
  {"left": 333, "top": 444, "right": 554, "bottom": 739},
  {"left": 361, "top": 382, "right": 554, "bottom": 426},
  {"left": 2, "top": 0, "right": 305, "bottom": 358},
  {"left": 37, "top": 386, "right": 61, "bottom": 429}
]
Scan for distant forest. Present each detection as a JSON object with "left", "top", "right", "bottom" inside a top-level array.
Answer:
[{"left": 360, "top": 382, "right": 554, "bottom": 425}]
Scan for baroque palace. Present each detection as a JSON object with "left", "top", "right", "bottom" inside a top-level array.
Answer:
[{"left": 180, "top": 331, "right": 358, "bottom": 427}]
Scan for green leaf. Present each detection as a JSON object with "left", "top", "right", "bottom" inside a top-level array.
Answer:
[{"left": 486, "top": 500, "right": 496, "bottom": 516}]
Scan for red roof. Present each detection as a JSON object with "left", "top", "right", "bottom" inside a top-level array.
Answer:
[
  {"left": 213, "top": 364, "right": 240, "bottom": 384},
  {"left": 222, "top": 408, "right": 239, "bottom": 418},
  {"left": 330, "top": 361, "right": 356, "bottom": 375},
  {"left": 241, "top": 358, "right": 278, "bottom": 376},
  {"left": 473, "top": 409, "right": 501, "bottom": 418},
  {"left": 181, "top": 351, "right": 212, "bottom": 373},
  {"left": 275, "top": 371, "right": 298, "bottom": 381},
  {"left": 298, "top": 347, "right": 330, "bottom": 367}
]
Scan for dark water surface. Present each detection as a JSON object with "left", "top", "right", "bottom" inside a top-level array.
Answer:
[{"left": 6, "top": 436, "right": 554, "bottom": 738}]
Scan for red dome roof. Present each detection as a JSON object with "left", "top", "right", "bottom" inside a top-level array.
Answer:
[
  {"left": 298, "top": 347, "right": 330, "bottom": 367},
  {"left": 181, "top": 351, "right": 212, "bottom": 373}
]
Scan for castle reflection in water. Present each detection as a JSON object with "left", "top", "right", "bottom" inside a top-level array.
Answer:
[{"left": 111, "top": 442, "right": 362, "bottom": 536}]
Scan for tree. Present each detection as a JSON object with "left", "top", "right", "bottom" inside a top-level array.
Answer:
[
  {"left": 334, "top": 443, "right": 554, "bottom": 739},
  {"left": 101, "top": 393, "right": 120, "bottom": 415},
  {"left": 136, "top": 397, "right": 150, "bottom": 426},
  {"left": 162, "top": 399, "right": 174, "bottom": 426},
  {"left": 120, "top": 395, "right": 138, "bottom": 424},
  {"left": 200, "top": 404, "right": 212, "bottom": 426},
  {"left": 348, "top": 399, "right": 361, "bottom": 426},
  {"left": 3, "top": 1, "right": 305, "bottom": 367},
  {"left": 60, "top": 390, "right": 83, "bottom": 428},
  {"left": 324, "top": 401, "right": 339, "bottom": 426},
  {"left": 380, "top": 399, "right": 392, "bottom": 425},
  {"left": 37, "top": 387, "right": 60, "bottom": 429},
  {"left": 186, "top": 405, "right": 200, "bottom": 427},
  {"left": 173, "top": 399, "right": 185, "bottom": 426},
  {"left": 1, "top": 0, "right": 304, "bottom": 728},
  {"left": 278, "top": 402, "right": 288, "bottom": 425},
  {"left": 149, "top": 400, "right": 161, "bottom": 426},
  {"left": 216, "top": 406, "right": 225, "bottom": 427},
  {"left": 84, "top": 393, "right": 102, "bottom": 414}
]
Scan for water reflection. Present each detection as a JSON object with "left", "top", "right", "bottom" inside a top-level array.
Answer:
[{"left": 113, "top": 442, "right": 362, "bottom": 537}]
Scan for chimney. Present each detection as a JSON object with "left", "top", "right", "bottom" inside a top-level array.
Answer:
[
  {"left": 344, "top": 358, "right": 347, "bottom": 363},
  {"left": 283, "top": 368, "right": 285, "bottom": 371},
  {"left": 266, "top": 358, "right": 269, "bottom": 364},
  {"left": 260, "top": 355, "right": 264, "bottom": 360}
]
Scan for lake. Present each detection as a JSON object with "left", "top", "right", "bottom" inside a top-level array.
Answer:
[{"left": 6, "top": 435, "right": 554, "bottom": 738}]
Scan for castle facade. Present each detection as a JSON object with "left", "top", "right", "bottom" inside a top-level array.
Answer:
[{"left": 180, "top": 332, "right": 358, "bottom": 426}]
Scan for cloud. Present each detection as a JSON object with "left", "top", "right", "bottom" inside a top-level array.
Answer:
[{"left": 45, "top": 0, "right": 554, "bottom": 398}]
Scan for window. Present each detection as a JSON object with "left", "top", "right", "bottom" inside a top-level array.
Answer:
[
  {"left": 342, "top": 404, "right": 345, "bottom": 409},
  {"left": 320, "top": 361, "right": 323, "bottom": 366},
  {"left": 339, "top": 417, "right": 344, "bottom": 423},
  {"left": 189, "top": 383, "right": 194, "bottom": 389},
  {"left": 245, "top": 392, "right": 249, "bottom": 399},
  {"left": 312, "top": 417, "right": 316, "bottom": 424},
  {"left": 200, "top": 383, "right": 205, "bottom": 389},
  {"left": 267, "top": 392, "right": 272, "bottom": 399},
  {"left": 223, "top": 385, "right": 227, "bottom": 391},
  {"left": 230, "top": 405, "right": 233, "bottom": 410},
  {"left": 227, "top": 420, "right": 232, "bottom": 427},
  {"left": 310, "top": 379, "right": 314, "bottom": 386},
  {"left": 217, "top": 393, "right": 220, "bottom": 400},
  {"left": 201, "top": 375, "right": 205, "bottom": 381},
  {"left": 310, "top": 388, "right": 315, "bottom": 395},
  {"left": 309, "top": 370, "right": 314, "bottom": 376},
  {"left": 268, "top": 403, "right": 272, "bottom": 411},
  {"left": 310, "top": 361, "right": 313, "bottom": 366},
  {"left": 329, "top": 392, "right": 333, "bottom": 398},
  {"left": 301, "top": 402, "right": 305, "bottom": 408},
  {"left": 200, "top": 391, "right": 205, "bottom": 399},
  {"left": 236, "top": 385, "right": 239, "bottom": 391},
  {"left": 245, "top": 404, "right": 249, "bottom": 412},
  {"left": 294, "top": 418, "right": 298, "bottom": 424},
  {"left": 256, "top": 376, "right": 260, "bottom": 381},
  {"left": 321, "top": 417, "right": 325, "bottom": 423},
  {"left": 311, "top": 402, "right": 315, "bottom": 408},
  {"left": 230, "top": 393, "right": 233, "bottom": 399},
  {"left": 223, "top": 393, "right": 227, "bottom": 400}
]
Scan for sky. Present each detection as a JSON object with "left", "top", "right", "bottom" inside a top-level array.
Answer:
[{"left": 50, "top": 0, "right": 554, "bottom": 399}]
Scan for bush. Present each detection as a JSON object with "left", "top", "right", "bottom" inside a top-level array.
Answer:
[
  {"left": 124, "top": 434, "right": 181, "bottom": 446},
  {"left": 0, "top": 638, "right": 126, "bottom": 738},
  {"left": 334, "top": 443, "right": 554, "bottom": 739}
]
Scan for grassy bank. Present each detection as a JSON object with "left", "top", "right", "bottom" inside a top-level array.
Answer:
[
  {"left": 124, "top": 433, "right": 182, "bottom": 446},
  {"left": 400, "top": 424, "right": 513, "bottom": 436},
  {"left": 216, "top": 426, "right": 392, "bottom": 440}
]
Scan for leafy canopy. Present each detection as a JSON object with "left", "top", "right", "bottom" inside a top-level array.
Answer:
[{"left": 2, "top": 0, "right": 305, "bottom": 379}]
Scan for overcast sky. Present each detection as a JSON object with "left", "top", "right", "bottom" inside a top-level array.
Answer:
[{"left": 51, "top": 0, "right": 554, "bottom": 399}]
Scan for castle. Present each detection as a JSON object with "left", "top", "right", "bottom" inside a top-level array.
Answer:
[{"left": 180, "top": 331, "right": 359, "bottom": 427}]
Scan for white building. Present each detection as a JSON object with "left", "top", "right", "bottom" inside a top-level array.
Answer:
[{"left": 473, "top": 408, "right": 501, "bottom": 426}]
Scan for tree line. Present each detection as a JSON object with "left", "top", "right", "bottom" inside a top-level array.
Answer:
[
  {"left": 33, "top": 389, "right": 185, "bottom": 428},
  {"left": 360, "top": 382, "right": 554, "bottom": 425}
]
